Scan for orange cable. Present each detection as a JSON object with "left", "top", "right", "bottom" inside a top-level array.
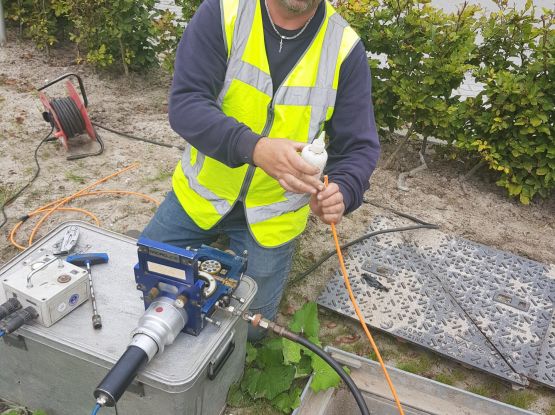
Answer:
[
  {"left": 8, "top": 164, "right": 161, "bottom": 250},
  {"left": 28, "top": 163, "right": 140, "bottom": 245},
  {"left": 9, "top": 207, "right": 100, "bottom": 250},
  {"left": 324, "top": 175, "right": 405, "bottom": 415},
  {"left": 11, "top": 188, "right": 158, "bottom": 249}
]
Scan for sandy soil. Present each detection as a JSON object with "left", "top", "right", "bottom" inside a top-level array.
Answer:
[{"left": 1, "top": 32, "right": 554, "bottom": 414}]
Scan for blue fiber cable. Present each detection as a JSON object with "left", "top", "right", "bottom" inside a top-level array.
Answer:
[
  {"left": 91, "top": 403, "right": 101, "bottom": 415},
  {"left": 0, "top": 330, "right": 4, "bottom": 337}
]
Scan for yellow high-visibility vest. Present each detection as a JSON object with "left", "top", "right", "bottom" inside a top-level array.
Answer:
[{"left": 172, "top": 0, "right": 359, "bottom": 247}]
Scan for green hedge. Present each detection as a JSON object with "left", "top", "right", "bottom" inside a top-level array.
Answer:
[
  {"left": 6, "top": 0, "right": 555, "bottom": 203},
  {"left": 340, "top": 0, "right": 554, "bottom": 204},
  {"left": 4, "top": 0, "right": 200, "bottom": 73}
]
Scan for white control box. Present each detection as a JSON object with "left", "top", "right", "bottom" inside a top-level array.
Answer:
[{"left": 1, "top": 254, "right": 90, "bottom": 327}]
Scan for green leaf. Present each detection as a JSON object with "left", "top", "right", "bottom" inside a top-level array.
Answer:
[
  {"left": 519, "top": 193, "right": 530, "bottom": 205},
  {"left": 242, "top": 367, "right": 263, "bottom": 398},
  {"left": 295, "top": 354, "right": 313, "bottom": 379},
  {"left": 246, "top": 342, "right": 257, "bottom": 364},
  {"left": 530, "top": 117, "right": 542, "bottom": 127},
  {"left": 227, "top": 382, "right": 248, "bottom": 407},
  {"left": 289, "top": 302, "right": 320, "bottom": 338},
  {"left": 257, "top": 340, "right": 285, "bottom": 368},
  {"left": 256, "top": 364, "right": 296, "bottom": 400},
  {"left": 272, "top": 387, "right": 302, "bottom": 413},
  {"left": 283, "top": 338, "right": 302, "bottom": 365},
  {"left": 310, "top": 354, "right": 341, "bottom": 393},
  {"left": 507, "top": 183, "right": 523, "bottom": 196}
]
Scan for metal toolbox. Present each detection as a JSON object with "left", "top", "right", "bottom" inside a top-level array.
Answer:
[
  {"left": 295, "top": 347, "right": 537, "bottom": 415},
  {"left": 0, "top": 221, "right": 256, "bottom": 415}
]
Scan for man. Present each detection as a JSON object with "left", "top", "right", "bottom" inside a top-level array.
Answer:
[{"left": 142, "top": 0, "right": 380, "bottom": 338}]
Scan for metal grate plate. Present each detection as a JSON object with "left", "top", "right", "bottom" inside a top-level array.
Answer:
[{"left": 317, "top": 217, "right": 555, "bottom": 388}]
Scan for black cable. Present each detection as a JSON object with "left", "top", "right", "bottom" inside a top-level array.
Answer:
[
  {"left": 0, "top": 127, "right": 53, "bottom": 230},
  {"left": 289, "top": 223, "right": 439, "bottom": 285},
  {"left": 91, "top": 121, "right": 185, "bottom": 151},
  {"left": 51, "top": 97, "right": 85, "bottom": 138},
  {"left": 282, "top": 330, "right": 370, "bottom": 415},
  {"left": 47, "top": 97, "right": 104, "bottom": 160}
]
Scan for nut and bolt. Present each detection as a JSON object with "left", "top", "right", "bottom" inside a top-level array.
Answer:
[{"left": 174, "top": 295, "right": 187, "bottom": 308}]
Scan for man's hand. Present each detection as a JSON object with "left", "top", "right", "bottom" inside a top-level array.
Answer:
[
  {"left": 253, "top": 137, "right": 324, "bottom": 194},
  {"left": 309, "top": 182, "right": 345, "bottom": 224}
]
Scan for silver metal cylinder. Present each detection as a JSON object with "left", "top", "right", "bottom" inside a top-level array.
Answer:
[
  {"left": 129, "top": 333, "right": 158, "bottom": 361},
  {"left": 131, "top": 297, "right": 188, "bottom": 356}
]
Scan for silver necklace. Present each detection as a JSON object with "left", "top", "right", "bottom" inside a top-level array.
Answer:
[{"left": 264, "top": 0, "right": 315, "bottom": 53}]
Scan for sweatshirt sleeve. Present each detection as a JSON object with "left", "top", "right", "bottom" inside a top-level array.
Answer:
[
  {"left": 169, "top": 0, "right": 262, "bottom": 167},
  {"left": 324, "top": 40, "right": 381, "bottom": 214}
]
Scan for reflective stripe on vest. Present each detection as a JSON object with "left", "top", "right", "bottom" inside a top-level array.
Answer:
[{"left": 172, "top": 0, "right": 360, "bottom": 247}]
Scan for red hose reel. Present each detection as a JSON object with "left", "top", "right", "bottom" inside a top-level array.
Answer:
[{"left": 38, "top": 73, "right": 103, "bottom": 160}]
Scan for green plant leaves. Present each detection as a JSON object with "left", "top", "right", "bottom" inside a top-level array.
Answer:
[
  {"left": 341, "top": 0, "right": 554, "bottom": 204},
  {"left": 310, "top": 354, "right": 341, "bottom": 393},
  {"left": 272, "top": 387, "right": 302, "bottom": 413},
  {"left": 246, "top": 341, "right": 258, "bottom": 364},
  {"left": 242, "top": 365, "right": 296, "bottom": 401},
  {"left": 237, "top": 302, "right": 343, "bottom": 413},
  {"left": 283, "top": 338, "right": 302, "bottom": 365},
  {"left": 289, "top": 302, "right": 320, "bottom": 338}
]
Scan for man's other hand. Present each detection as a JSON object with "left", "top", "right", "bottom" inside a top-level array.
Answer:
[
  {"left": 253, "top": 137, "right": 323, "bottom": 194},
  {"left": 309, "top": 182, "right": 345, "bottom": 224}
]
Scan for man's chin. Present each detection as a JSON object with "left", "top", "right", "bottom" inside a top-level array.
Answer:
[{"left": 279, "top": 0, "right": 318, "bottom": 15}]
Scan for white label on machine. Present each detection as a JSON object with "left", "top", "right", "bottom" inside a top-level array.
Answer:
[{"left": 147, "top": 262, "right": 186, "bottom": 280}]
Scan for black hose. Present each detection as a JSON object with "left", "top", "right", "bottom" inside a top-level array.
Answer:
[
  {"left": 47, "top": 97, "right": 104, "bottom": 160},
  {"left": 281, "top": 330, "right": 370, "bottom": 415},
  {"left": 91, "top": 121, "right": 185, "bottom": 151},
  {"left": 289, "top": 223, "right": 438, "bottom": 285},
  {"left": 0, "top": 127, "right": 53, "bottom": 230},
  {"left": 51, "top": 97, "right": 85, "bottom": 138}
]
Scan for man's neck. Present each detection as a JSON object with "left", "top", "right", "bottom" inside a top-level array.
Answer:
[{"left": 266, "top": 0, "right": 320, "bottom": 30}]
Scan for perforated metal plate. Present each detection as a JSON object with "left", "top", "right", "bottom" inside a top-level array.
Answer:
[{"left": 317, "top": 217, "right": 555, "bottom": 388}]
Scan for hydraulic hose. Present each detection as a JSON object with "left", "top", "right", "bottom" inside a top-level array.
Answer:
[
  {"left": 289, "top": 333, "right": 369, "bottom": 415},
  {"left": 244, "top": 313, "right": 370, "bottom": 415}
]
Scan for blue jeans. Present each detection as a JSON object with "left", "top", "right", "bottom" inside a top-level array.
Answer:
[{"left": 141, "top": 191, "right": 296, "bottom": 340}]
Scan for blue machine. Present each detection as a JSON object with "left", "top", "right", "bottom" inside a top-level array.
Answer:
[
  {"left": 134, "top": 237, "right": 247, "bottom": 336},
  {"left": 94, "top": 238, "right": 248, "bottom": 408}
]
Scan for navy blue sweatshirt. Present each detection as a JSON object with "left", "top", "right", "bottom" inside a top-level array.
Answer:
[{"left": 169, "top": 0, "right": 380, "bottom": 214}]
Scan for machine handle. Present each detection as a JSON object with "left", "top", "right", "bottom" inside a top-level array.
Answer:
[
  {"left": 208, "top": 339, "right": 235, "bottom": 380},
  {"left": 37, "top": 73, "right": 89, "bottom": 107}
]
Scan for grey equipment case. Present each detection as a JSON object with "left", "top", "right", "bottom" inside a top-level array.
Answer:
[{"left": 0, "top": 221, "right": 256, "bottom": 415}]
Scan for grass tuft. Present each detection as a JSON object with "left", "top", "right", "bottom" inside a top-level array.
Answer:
[
  {"left": 143, "top": 168, "right": 173, "bottom": 184},
  {"left": 502, "top": 390, "right": 538, "bottom": 409},
  {"left": 433, "top": 373, "right": 455, "bottom": 385},
  {"left": 64, "top": 171, "right": 87, "bottom": 184},
  {"left": 395, "top": 353, "right": 434, "bottom": 375}
]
